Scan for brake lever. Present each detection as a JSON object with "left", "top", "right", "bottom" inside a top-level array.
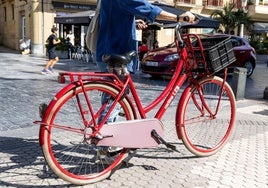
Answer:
[{"left": 147, "top": 22, "right": 180, "bottom": 29}]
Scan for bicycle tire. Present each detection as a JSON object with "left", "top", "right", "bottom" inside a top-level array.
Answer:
[
  {"left": 40, "top": 82, "right": 135, "bottom": 185},
  {"left": 177, "top": 76, "right": 236, "bottom": 157}
]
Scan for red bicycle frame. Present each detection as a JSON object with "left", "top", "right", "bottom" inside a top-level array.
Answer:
[{"left": 42, "top": 25, "right": 229, "bottom": 139}]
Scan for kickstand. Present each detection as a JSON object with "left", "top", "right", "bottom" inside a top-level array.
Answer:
[{"left": 151, "top": 129, "right": 179, "bottom": 152}]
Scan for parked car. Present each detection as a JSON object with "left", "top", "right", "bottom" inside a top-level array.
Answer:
[
  {"left": 229, "top": 35, "right": 256, "bottom": 77},
  {"left": 140, "top": 35, "right": 256, "bottom": 77},
  {"left": 140, "top": 42, "right": 179, "bottom": 78}
]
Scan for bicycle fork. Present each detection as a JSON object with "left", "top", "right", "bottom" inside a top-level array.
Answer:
[{"left": 193, "top": 71, "right": 227, "bottom": 119}]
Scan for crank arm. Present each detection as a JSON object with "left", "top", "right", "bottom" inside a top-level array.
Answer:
[{"left": 151, "top": 129, "right": 178, "bottom": 152}]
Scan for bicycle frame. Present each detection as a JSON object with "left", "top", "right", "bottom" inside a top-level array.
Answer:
[
  {"left": 56, "top": 46, "right": 188, "bottom": 127},
  {"left": 39, "top": 23, "right": 230, "bottom": 146},
  {"left": 129, "top": 47, "right": 189, "bottom": 119},
  {"left": 56, "top": 28, "right": 229, "bottom": 133}
]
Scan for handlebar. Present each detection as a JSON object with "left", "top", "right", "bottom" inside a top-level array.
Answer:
[{"left": 147, "top": 14, "right": 200, "bottom": 48}]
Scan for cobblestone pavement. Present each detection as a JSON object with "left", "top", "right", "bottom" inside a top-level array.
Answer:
[{"left": 0, "top": 47, "right": 268, "bottom": 187}]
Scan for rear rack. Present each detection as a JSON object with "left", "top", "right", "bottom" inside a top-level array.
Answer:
[{"left": 57, "top": 72, "right": 123, "bottom": 84}]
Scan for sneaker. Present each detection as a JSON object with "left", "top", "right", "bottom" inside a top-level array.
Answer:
[
  {"left": 95, "top": 148, "right": 123, "bottom": 165},
  {"left": 48, "top": 66, "right": 54, "bottom": 73},
  {"left": 95, "top": 149, "right": 113, "bottom": 165},
  {"left": 41, "top": 69, "right": 51, "bottom": 75},
  {"left": 108, "top": 146, "right": 123, "bottom": 153}
]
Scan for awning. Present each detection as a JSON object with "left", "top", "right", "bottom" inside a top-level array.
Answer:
[
  {"left": 151, "top": 2, "right": 219, "bottom": 29},
  {"left": 253, "top": 22, "right": 268, "bottom": 34},
  {"left": 54, "top": 10, "right": 94, "bottom": 24},
  {"left": 54, "top": 3, "right": 219, "bottom": 28}
]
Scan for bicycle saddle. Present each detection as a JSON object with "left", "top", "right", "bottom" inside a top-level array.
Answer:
[{"left": 102, "top": 51, "right": 137, "bottom": 67}]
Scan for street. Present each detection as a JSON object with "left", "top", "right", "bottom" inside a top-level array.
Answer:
[{"left": 0, "top": 47, "right": 268, "bottom": 187}]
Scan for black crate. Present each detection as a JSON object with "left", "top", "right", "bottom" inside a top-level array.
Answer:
[{"left": 201, "top": 36, "right": 236, "bottom": 73}]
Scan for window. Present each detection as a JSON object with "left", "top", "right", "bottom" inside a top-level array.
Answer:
[
  {"left": 260, "top": 0, "right": 268, "bottom": 5},
  {"left": 12, "top": 4, "right": 14, "bottom": 20},
  {"left": 203, "top": 0, "right": 223, "bottom": 6},
  {"left": 21, "top": 15, "right": 26, "bottom": 39},
  {"left": 177, "top": 0, "right": 195, "bottom": 4},
  {"left": 4, "top": 7, "right": 7, "bottom": 22}
]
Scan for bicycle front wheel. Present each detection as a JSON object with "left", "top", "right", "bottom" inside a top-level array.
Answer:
[
  {"left": 177, "top": 76, "right": 236, "bottom": 157},
  {"left": 40, "top": 82, "right": 135, "bottom": 185}
]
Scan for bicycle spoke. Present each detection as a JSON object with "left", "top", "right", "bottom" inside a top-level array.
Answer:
[
  {"left": 179, "top": 77, "right": 236, "bottom": 156},
  {"left": 41, "top": 82, "right": 134, "bottom": 184}
]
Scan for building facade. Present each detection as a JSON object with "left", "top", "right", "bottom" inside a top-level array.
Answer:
[
  {"left": 0, "top": 0, "right": 97, "bottom": 56},
  {"left": 0, "top": 0, "right": 268, "bottom": 56}
]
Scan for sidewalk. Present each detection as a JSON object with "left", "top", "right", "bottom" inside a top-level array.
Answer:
[{"left": 0, "top": 46, "right": 268, "bottom": 187}]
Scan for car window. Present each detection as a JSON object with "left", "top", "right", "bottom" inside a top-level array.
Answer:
[{"left": 231, "top": 37, "right": 242, "bottom": 47}]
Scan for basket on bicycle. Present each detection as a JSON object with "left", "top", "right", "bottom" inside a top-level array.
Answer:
[{"left": 183, "top": 34, "right": 236, "bottom": 75}]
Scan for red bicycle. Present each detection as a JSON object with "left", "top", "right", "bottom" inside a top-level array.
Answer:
[{"left": 35, "top": 23, "right": 236, "bottom": 185}]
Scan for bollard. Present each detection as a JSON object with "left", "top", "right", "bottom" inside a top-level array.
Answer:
[
  {"left": 264, "top": 86, "right": 268, "bottom": 100},
  {"left": 231, "top": 67, "right": 247, "bottom": 100}
]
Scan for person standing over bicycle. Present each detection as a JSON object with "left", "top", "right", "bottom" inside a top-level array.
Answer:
[
  {"left": 91, "top": 0, "right": 196, "bottom": 164},
  {"left": 95, "top": 0, "right": 195, "bottom": 73},
  {"left": 95, "top": 0, "right": 195, "bottom": 122},
  {"left": 94, "top": 0, "right": 195, "bottom": 153}
]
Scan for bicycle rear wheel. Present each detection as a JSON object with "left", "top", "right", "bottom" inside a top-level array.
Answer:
[
  {"left": 177, "top": 76, "right": 236, "bottom": 157},
  {"left": 40, "top": 82, "right": 135, "bottom": 185}
]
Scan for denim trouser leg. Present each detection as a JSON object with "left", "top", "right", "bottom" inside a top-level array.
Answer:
[
  {"left": 96, "top": 61, "right": 120, "bottom": 124},
  {"left": 96, "top": 60, "right": 108, "bottom": 72}
]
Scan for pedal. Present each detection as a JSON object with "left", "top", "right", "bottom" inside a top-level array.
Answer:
[
  {"left": 122, "top": 149, "right": 137, "bottom": 166},
  {"left": 118, "top": 111, "right": 125, "bottom": 117},
  {"left": 151, "top": 130, "right": 177, "bottom": 152},
  {"left": 39, "top": 103, "right": 48, "bottom": 119}
]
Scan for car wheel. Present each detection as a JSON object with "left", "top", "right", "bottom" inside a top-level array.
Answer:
[{"left": 244, "top": 61, "right": 254, "bottom": 77}]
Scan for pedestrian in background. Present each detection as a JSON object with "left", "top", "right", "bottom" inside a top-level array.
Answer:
[
  {"left": 42, "top": 27, "right": 61, "bottom": 74},
  {"left": 66, "top": 30, "right": 75, "bottom": 46},
  {"left": 138, "top": 38, "right": 149, "bottom": 61},
  {"left": 153, "top": 40, "right": 159, "bottom": 49}
]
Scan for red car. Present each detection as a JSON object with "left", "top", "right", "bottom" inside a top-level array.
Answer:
[{"left": 141, "top": 35, "right": 256, "bottom": 77}]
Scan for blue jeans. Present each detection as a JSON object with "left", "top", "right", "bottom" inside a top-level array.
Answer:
[
  {"left": 96, "top": 61, "right": 120, "bottom": 124},
  {"left": 96, "top": 60, "right": 108, "bottom": 72}
]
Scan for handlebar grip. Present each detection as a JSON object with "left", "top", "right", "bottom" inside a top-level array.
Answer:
[
  {"left": 182, "top": 13, "right": 200, "bottom": 22},
  {"left": 183, "top": 16, "right": 189, "bottom": 22}
]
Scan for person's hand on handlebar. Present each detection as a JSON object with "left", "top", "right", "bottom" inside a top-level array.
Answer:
[
  {"left": 135, "top": 19, "right": 148, "bottom": 30},
  {"left": 156, "top": 10, "right": 196, "bottom": 24},
  {"left": 178, "top": 11, "right": 195, "bottom": 23}
]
